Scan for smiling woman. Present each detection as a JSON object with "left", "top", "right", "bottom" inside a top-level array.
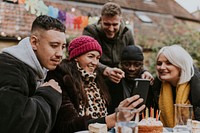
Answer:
[
  {"left": 151, "top": 44, "right": 200, "bottom": 128},
  {"left": 45, "top": 35, "right": 145, "bottom": 133},
  {"left": 75, "top": 51, "right": 101, "bottom": 74}
]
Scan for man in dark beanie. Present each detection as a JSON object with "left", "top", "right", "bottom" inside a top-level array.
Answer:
[
  {"left": 120, "top": 45, "right": 144, "bottom": 80},
  {"left": 107, "top": 45, "right": 153, "bottom": 114}
]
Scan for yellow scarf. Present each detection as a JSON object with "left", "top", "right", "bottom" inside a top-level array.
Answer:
[{"left": 158, "top": 82, "right": 190, "bottom": 127}]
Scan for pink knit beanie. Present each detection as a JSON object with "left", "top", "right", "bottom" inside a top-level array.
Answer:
[{"left": 68, "top": 35, "right": 102, "bottom": 60}]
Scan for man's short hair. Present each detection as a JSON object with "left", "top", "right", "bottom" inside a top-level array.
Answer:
[
  {"left": 31, "top": 15, "right": 66, "bottom": 33},
  {"left": 101, "top": 2, "right": 122, "bottom": 16}
]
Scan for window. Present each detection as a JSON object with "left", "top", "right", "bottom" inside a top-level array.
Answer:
[
  {"left": 137, "top": 14, "right": 152, "bottom": 23},
  {"left": 143, "top": 0, "right": 156, "bottom": 5}
]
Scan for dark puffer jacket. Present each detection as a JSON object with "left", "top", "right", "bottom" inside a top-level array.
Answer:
[{"left": 0, "top": 53, "right": 62, "bottom": 133}]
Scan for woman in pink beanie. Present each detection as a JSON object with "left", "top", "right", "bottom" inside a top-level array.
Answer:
[{"left": 45, "top": 35, "right": 145, "bottom": 133}]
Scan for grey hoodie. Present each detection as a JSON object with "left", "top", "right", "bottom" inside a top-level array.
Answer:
[{"left": 3, "top": 37, "right": 47, "bottom": 87}]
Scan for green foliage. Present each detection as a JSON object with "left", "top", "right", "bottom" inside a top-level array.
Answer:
[
  {"left": 162, "top": 29, "right": 200, "bottom": 68},
  {"left": 143, "top": 25, "right": 200, "bottom": 76}
]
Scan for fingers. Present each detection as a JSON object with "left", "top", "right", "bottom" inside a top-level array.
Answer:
[
  {"left": 113, "top": 68, "right": 125, "bottom": 77},
  {"left": 109, "top": 75, "right": 121, "bottom": 83},
  {"left": 150, "top": 80, "right": 154, "bottom": 85},
  {"left": 116, "top": 107, "right": 136, "bottom": 122},
  {"left": 108, "top": 68, "right": 125, "bottom": 83},
  {"left": 141, "top": 72, "right": 154, "bottom": 85},
  {"left": 141, "top": 71, "right": 154, "bottom": 82},
  {"left": 118, "top": 95, "right": 145, "bottom": 113},
  {"left": 136, "top": 104, "right": 146, "bottom": 113},
  {"left": 119, "top": 95, "right": 140, "bottom": 107},
  {"left": 42, "top": 79, "right": 62, "bottom": 93},
  {"left": 127, "top": 98, "right": 144, "bottom": 109},
  {"left": 116, "top": 95, "right": 146, "bottom": 122}
]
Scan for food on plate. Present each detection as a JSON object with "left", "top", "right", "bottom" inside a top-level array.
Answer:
[
  {"left": 191, "top": 120, "right": 200, "bottom": 133},
  {"left": 88, "top": 123, "right": 107, "bottom": 133},
  {"left": 138, "top": 117, "right": 163, "bottom": 133}
]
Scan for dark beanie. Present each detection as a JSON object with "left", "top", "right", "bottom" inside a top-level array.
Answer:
[
  {"left": 68, "top": 35, "right": 102, "bottom": 60},
  {"left": 121, "top": 45, "right": 144, "bottom": 61}
]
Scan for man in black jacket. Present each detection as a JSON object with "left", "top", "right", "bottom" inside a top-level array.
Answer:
[
  {"left": 83, "top": 2, "right": 153, "bottom": 83},
  {"left": 107, "top": 45, "right": 153, "bottom": 114},
  {"left": 0, "top": 15, "right": 66, "bottom": 133}
]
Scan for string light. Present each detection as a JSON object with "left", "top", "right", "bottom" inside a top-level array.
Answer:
[
  {"left": 17, "top": 36, "right": 21, "bottom": 40},
  {"left": 125, "top": 20, "right": 130, "bottom": 25},
  {"left": 1, "top": 32, "right": 6, "bottom": 37},
  {"left": 71, "top": 8, "right": 75, "bottom": 12}
]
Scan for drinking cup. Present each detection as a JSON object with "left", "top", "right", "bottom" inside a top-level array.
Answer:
[
  {"left": 173, "top": 104, "right": 193, "bottom": 133},
  {"left": 115, "top": 107, "right": 138, "bottom": 133}
]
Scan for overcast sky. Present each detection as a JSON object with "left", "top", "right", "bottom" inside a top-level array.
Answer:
[{"left": 175, "top": 0, "right": 200, "bottom": 13}]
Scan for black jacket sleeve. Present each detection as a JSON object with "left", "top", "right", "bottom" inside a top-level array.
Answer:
[{"left": 190, "top": 66, "right": 200, "bottom": 120}]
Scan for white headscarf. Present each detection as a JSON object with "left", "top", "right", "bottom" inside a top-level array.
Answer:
[{"left": 157, "top": 44, "right": 194, "bottom": 84}]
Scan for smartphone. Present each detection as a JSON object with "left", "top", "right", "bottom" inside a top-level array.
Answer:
[{"left": 131, "top": 78, "right": 150, "bottom": 107}]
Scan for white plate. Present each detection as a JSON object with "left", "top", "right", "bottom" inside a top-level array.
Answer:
[
  {"left": 75, "top": 128, "right": 172, "bottom": 133},
  {"left": 163, "top": 127, "right": 173, "bottom": 133}
]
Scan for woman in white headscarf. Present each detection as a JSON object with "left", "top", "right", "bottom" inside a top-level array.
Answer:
[{"left": 151, "top": 44, "right": 200, "bottom": 127}]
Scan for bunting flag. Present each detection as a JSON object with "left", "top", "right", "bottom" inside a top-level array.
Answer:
[
  {"left": 25, "top": 0, "right": 38, "bottom": 14},
  {"left": 66, "top": 13, "right": 75, "bottom": 29},
  {"left": 8, "top": 0, "right": 132, "bottom": 31},
  {"left": 23, "top": 0, "right": 118, "bottom": 30},
  {"left": 73, "top": 16, "right": 82, "bottom": 30},
  {"left": 81, "top": 16, "right": 88, "bottom": 29},
  {"left": 48, "top": 6, "right": 58, "bottom": 18},
  {"left": 18, "top": 0, "right": 25, "bottom": 4},
  {"left": 58, "top": 10, "right": 66, "bottom": 22},
  {"left": 35, "top": 0, "right": 48, "bottom": 16}
]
